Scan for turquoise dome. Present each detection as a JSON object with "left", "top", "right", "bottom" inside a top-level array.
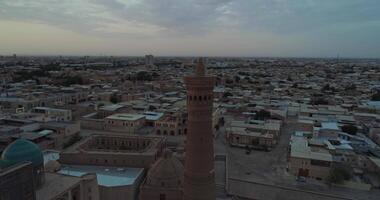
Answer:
[{"left": 1, "top": 139, "right": 43, "bottom": 167}]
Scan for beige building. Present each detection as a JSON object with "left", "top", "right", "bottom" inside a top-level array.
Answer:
[
  {"left": 59, "top": 134, "right": 165, "bottom": 168},
  {"left": 154, "top": 112, "right": 187, "bottom": 136},
  {"left": 104, "top": 113, "right": 145, "bottom": 134},
  {"left": 31, "top": 107, "right": 72, "bottom": 122},
  {"left": 36, "top": 172, "right": 99, "bottom": 200},
  {"left": 288, "top": 136, "right": 333, "bottom": 180},
  {"left": 228, "top": 126, "right": 275, "bottom": 149},
  {"left": 228, "top": 120, "right": 282, "bottom": 149}
]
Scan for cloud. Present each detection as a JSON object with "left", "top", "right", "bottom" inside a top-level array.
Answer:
[
  {"left": 0, "top": 0, "right": 379, "bottom": 36},
  {"left": 0, "top": 0, "right": 379, "bottom": 57}
]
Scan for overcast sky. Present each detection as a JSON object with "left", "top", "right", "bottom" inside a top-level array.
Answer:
[{"left": 0, "top": 0, "right": 379, "bottom": 58}]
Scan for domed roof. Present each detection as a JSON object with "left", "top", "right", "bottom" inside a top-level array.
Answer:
[
  {"left": 146, "top": 150, "right": 184, "bottom": 188},
  {"left": 1, "top": 139, "right": 43, "bottom": 167}
]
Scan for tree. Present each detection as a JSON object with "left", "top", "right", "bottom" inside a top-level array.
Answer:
[
  {"left": 61, "top": 75, "right": 83, "bottom": 86},
  {"left": 345, "top": 84, "right": 356, "bottom": 91},
  {"left": 225, "top": 79, "right": 234, "bottom": 84},
  {"left": 255, "top": 110, "right": 271, "bottom": 120},
  {"left": 223, "top": 92, "right": 233, "bottom": 98},
  {"left": 322, "top": 84, "right": 330, "bottom": 91},
  {"left": 136, "top": 71, "right": 152, "bottom": 81},
  {"left": 312, "top": 97, "right": 329, "bottom": 105},
  {"left": 110, "top": 93, "right": 119, "bottom": 104},
  {"left": 341, "top": 124, "right": 358, "bottom": 135},
  {"left": 63, "top": 133, "right": 82, "bottom": 148},
  {"left": 371, "top": 92, "right": 380, "bottom": 101},
  {"left": 326, "top": 167, "right": 351, "bottom": 185},
  {"left": 148, "top": 105, "right": 156, "bottom": 111},
  {"left": 218, "top": 117, "right": 225, "bottom": 126}
]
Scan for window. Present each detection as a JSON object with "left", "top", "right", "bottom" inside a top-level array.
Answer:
[{"left": 310, "top": 159, "right": 330, "bottom": 167}]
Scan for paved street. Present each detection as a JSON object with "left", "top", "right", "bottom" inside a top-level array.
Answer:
[
  {"left": 223, "top": 117, "right": 380, "bottom": 200},
  {"left": 227, "top": 116, "right": 295, "bottom": 184}
]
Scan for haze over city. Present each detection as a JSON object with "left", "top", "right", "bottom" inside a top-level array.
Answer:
[
  {"left": 1, "top": 1, "right": 380, "bottom": 200},
  {"left": 1, "top": 0, "right": 379, "bottom": 57}
]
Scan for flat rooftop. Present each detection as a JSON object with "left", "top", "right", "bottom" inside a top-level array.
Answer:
[
  {"left": 36, "top": 172, "right": 82, "bottom": 200},
  {"left": 230, "top": 127, "right": 274, "bottom": 138},
  {"left": 62, "top": 134, "right": 165, "bottom": 155},
  {"left": 33, "top": 106, "right": 69, "bottom": 112},
  {"left": 58, "top": 165, "right": 144, "bottom": 187},
  {"left": 143, "top": 111, "right": 164, "bottom": 121},
  {"left": 106, "top": 113, "right": 145, "bottom": 121},
  {"left": 290, "top": 136, "right": 333, "bottom": 162}
]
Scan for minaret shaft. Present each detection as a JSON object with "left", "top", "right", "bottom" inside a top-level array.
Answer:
[{"left": 183, "top": 58, "right": 215, "bottom": 200}]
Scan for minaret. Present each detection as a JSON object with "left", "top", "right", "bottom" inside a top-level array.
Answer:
[{"left": 184, "top": 58, "right": 215, "bottom": 200}]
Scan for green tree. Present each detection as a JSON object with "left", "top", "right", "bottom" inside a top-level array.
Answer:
[
  {"left": 255, "top": 110, "right": 271, "bottom": 120},
  {"left": 110, "top": 93, "right": 119, "bottom": 104},
  {"left": 62, "top": 75, "right": 83, "bottom": 86},
  {"left": 371, "top": 92, "right": 380, "bottom": 101},
  {"left": 341, "top": 124, "right": 358, "bottom": 135},
  {"left": 63, "top": 133, "right": 82, "bottom": 148},
  {"left": 218, "top": 117, "right": 225, "bottom": 126},
  {"left": 225, "top": 79, "right": 234, "bottom": 84},
  {"left": 223, "top": 92, "right": 233, "bottom": 98},
  {"left": 322, "top": 84, "right": 330, "bottom": 91},
  {"left": 136, "top": 71, "right": 152, "bottom": 81},
  {"left": 326, "top": 167, "right": 351, "bottom": 184},
  {"left": 312, "top": 98, "right": 329, "bottom": 105}
]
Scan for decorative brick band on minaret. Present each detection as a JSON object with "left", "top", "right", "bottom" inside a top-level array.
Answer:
[{"left": 183, "top": 58, "right": 216, "bottom": 200}]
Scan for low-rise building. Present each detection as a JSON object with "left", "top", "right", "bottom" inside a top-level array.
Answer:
[
  {"left": 59, "top": 134, "right": 165, "bottom": 168},
  {"left": 31, "top": 107, "right": 72, "bottom": 122},
  {"left": 104, "top": 113, "right": 145, "bottom": 134},
  {"left": 227, "top": 120, "right": 282, "bottom": 150},
  {"left": 154, "top": 112, "right": 187, "bottom": 136},
  {"left": 288, "top": 136, "right": 333, "bottom": 180}
]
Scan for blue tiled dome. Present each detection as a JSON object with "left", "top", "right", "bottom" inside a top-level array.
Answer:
[{"left": 1, "top": 139, "right": 43, "bottom": 167}]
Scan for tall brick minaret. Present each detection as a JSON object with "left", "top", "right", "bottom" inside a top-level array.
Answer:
[{"left": 183, "top": 58, "right": 215, "bottom": 200}]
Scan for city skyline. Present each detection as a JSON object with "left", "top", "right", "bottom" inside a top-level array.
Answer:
[{"left": 1, "top": 0, "right": 380, "bottom": 58}]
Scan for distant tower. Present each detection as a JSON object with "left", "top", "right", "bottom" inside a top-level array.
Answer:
[
  {"left": 184, "top": 58, "right": 215, "bottom": 200},
  {"left": 145, "top": 55, "right": 154, "bottom": 66}
]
